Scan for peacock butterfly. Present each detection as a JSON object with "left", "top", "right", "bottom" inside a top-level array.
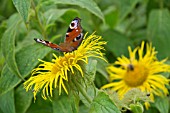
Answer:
[{"left": 34, "top": 17, "right": 83, "bottom": 52}]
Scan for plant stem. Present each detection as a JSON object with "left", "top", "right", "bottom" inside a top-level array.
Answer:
[
  {"left": 72, "top": 77, "right": 92, "bottom": 103},
  {"left": 31, "top": 0, "right": 47, "bottom": 39}
]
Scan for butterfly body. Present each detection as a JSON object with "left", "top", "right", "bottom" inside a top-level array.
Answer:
[{"left": 34, "top": 17, "right": 83, "bottom": 52}]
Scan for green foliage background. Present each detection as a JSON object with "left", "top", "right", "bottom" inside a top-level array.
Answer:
[{"left": 0, "top": 0, "right": 170, "bottom": 113}]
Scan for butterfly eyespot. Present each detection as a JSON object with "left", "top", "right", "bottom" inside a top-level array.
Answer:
[
  {"left": 69, "top": 20, "right": 78, "bottom": 29},
  {"left": 73, "top": 33, "right": 83, "bottom": 42},
  {"left": 71, "top": 23, "right": 75, "bottom": 27},
  {"left": 73, "top": 38, "right": 77, "bottom": 42}
]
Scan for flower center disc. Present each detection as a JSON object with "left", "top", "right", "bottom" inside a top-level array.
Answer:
[{"left": 124, "top": 64, "right": 149, "bottom": 87}]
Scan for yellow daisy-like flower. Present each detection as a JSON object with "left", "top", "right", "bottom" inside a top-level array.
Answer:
[
  {"left": 24, "top": 33, "right": 106, "bottom": 100},
  {"left": 102, "top": 41, "right": 170, "bottom": 108}
]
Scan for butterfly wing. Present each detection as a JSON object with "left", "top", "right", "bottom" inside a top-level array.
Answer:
[
  {"left": 34, "top": 38, "right": 76, "bottom": 52},
  {"left": 64, "top": 17, "right": 83, "bottom": 49},
  {"left": 34, "top": 38, "right": 61, "bottom": 51}
]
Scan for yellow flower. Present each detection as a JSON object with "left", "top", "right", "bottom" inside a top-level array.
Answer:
[
  {"left": 102, "top": 41, "right": 170, "bottom": 109},
  {"left": 24, "top": 33, "right": 106, "bottom": 100}
]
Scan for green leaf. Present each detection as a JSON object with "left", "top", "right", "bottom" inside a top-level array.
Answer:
[
  {"left": 0, "top": 44, "right": 51, "bottom": 96},
  {"left": 130, "top": 103, "right": 144, "bottom": 113},
  {"left": 118, "top": 0, "right": 139, "bottom": 21},
  {"left": 12, "top": 0, "right": 30, "bottom": 23},
  {"left": 104, "top": 7, "right": 118, "bottom": 29},
  {"left": 15, "top": 84, "right": 33, "bottom": 113},
  {"left": 52, "top": 0, "right": 104, "bottom": 21},
  {"left": 79, "top": 105, "right": 89, "bottom": 113},
  {"left": 103, "top": 30, "right": 134, "bottom": 57},
  {"left": 89, "top": 91, "right": 121, "bottom": 113},
  {"left": 62, "top": 10, "right": 80, "bottom": 25},
  {"left": 44, "top": 9, "right": 70, "bottom": 24},
  {"left": 154, "top": 96, "right": 169, "bottom": 113},
  {"left": 16, "top": 30, "right": 42, "bottom": 51},
  {"left": 26, "top": 96, "right": 52, "bottom": 113},
  {"left": 79, "top": 9, "right": 94, "bottom": 33},
  {"left": 85, "top": 58, "right": 97, "bottom": 81},
  {"left": 147, "top": 9, "right": 170, "bottom": 59},
  {"left": 52, "top": 91, "right": 79, "bottom": 113},
  {"left": 1, "top": 14, "right": 23, "bottom": 80},
  {"left": 0, "top": 22, "right": 6, "bottom": 74},
  {"left": 0, "top": 90, "right": 15, "bottom": 113}
]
